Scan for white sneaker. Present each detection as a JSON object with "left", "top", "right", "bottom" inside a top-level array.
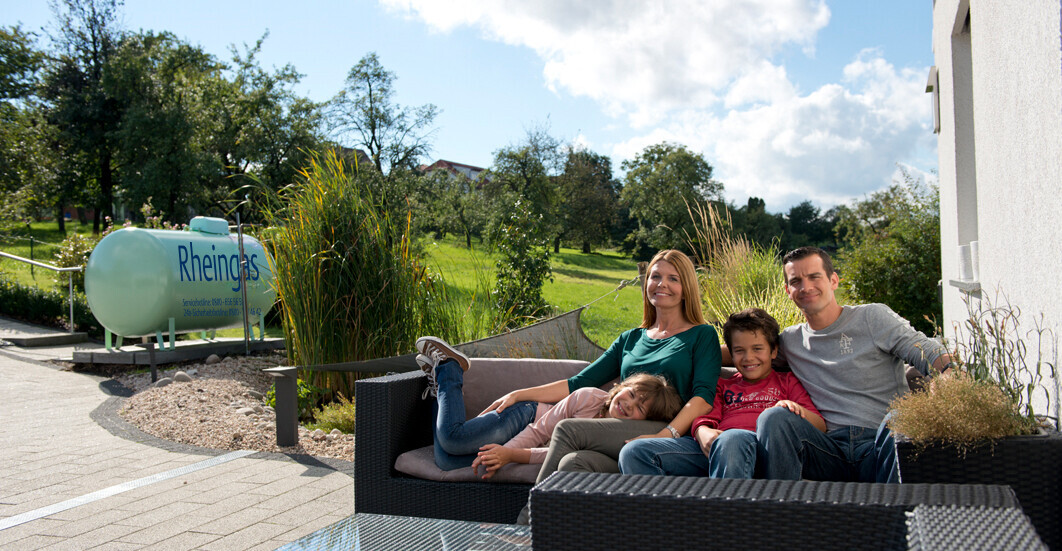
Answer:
[
  {"left": 415, "top": 353, "right": 437, "bottom": 373},
  {"left": 417, "top": 353, "right": 439, "bottom": 400},
  {"left": 415, "top": 336, "right": 470, "bottom": 372}
]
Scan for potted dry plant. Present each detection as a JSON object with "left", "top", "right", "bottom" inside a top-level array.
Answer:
[{"left": 888, "top": 290, "right": 1061, "bottom": 549}]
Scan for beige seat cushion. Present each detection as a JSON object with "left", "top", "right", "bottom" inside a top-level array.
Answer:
[
  {"left": 394, "top": 357, "right": 591, "bottom": 483},
  {"left": 395, "top": 445, "right": 541, "bottom": 483}
]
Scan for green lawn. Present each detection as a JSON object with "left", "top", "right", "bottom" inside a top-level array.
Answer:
[
  {"left": 0, "top": 221, "right": 97, "bottom": 289},
  {"left": 422, "top": 237, "right": 643, "bottom": 348}
]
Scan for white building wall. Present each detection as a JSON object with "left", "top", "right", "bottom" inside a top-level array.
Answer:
[{"left": 934, "top": 0, "right": 1062, "bottom": 418}]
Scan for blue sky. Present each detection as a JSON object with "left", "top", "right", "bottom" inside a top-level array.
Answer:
[{"left": 6, "top": 0, "right": 936, "bottom": 212}]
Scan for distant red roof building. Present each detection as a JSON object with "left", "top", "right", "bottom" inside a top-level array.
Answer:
[{"left": 418, "top": 159, "right": 490, "bottom": 183}]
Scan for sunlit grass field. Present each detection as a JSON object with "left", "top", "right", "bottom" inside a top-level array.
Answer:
[{"left": 422, "top": 237, "right": 643, "bottom": 348}]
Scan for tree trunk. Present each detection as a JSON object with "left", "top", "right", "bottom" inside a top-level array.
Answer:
[
  {"left": 582, "top": 241, "right": 591, "bottom": 254},
  {"left": 553, "top": 236, "right": 561, "bottom": 254},
  {"left": 56, "top": 205, "right": 66, "bottom": 234},
  {"left": 96, "top": 150, "right": 114, "bottom": 234}
]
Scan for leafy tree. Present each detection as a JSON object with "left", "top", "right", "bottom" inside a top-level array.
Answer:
[
  {"left": 556, "top": 148, "right": 620, "bottom": 253},
  {"left": 106, "top": 31, "right": 325, "bottom": 223},
  {"left": 105, "top": 31, "right": 221, "bottom": 218},
  {"left": 0, "top": 25, "right": 56, "bottom": 229},
  {"left": 620, "top": 142, "right": 723, "bottom": 257},
  {"left": 329, "top": 52, "right": 437, "bottom": 175},
  {"left": 220, "top": 35, "right": 323, "bottom": 201},
  {"left": 729, "top": 197, "right": 784, "bottom": 251},
  {"left": 777, "top": 200, "right": 839, "bottom": 252},
  {"left": 41, "top": 0, "right": 124, "bottom": 233},
  {"left": 835, "top": 167, "right": 941, "bottom": 334},
  {"left": 417, "top": 168, "right": 486, "bottom": 248},
  {"left": 0, "top": 25, "right": 44, "bottom": 100},
  {"left": 481, "top": 125, "right": 562, "bottom": 245}
]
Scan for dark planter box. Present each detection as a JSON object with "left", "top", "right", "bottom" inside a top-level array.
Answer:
[{"left": 897, "top": 429, "right": 1062, "bottom": 550}]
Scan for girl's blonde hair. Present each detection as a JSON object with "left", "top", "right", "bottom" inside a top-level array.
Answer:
[
  {"left": 600, "top": 372, "right": 683, "bottom": 421},
  {"left": 640, "top": 249, "right": 707, "bottom": 329}
]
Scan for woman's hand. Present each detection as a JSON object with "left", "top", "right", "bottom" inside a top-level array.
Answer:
[
  {"left": 480, "top": 391, "right": 521, "bottom": 415},
  {"left": 471, "top": 444, "right": 515, "bottom": 479}
]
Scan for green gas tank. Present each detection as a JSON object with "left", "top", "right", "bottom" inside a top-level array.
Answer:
[{"left": 85, "top": 216, "right": 276, "bottom": 337}]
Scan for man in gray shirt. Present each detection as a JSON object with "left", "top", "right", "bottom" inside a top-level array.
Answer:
[{"left": 759, "top": 246, "right": 954, "bottom": 482}]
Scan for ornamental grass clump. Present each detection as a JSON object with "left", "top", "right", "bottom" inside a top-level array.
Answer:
[
  {"left": 684, "top": 201, "right": 803, "bottom": 330},
  {"left": 887, "top": 371, "right": 1031, "bottom": 456},
  {"left": 254, "top": 150, "right": 462, "bottom": 398},
  {"left": 888, "top": 289, "right": 1057, "bottom": 454}
]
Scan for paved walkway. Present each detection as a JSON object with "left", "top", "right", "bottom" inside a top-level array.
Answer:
[{"left": 0, "top": 320, "right": 354, "bottom": 550}]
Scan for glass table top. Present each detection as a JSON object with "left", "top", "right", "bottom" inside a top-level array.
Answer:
[{"left": 277, "top": 513, "right": 532, "bottom": 551}]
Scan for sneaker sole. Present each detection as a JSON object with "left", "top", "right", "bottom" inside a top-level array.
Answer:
[{"left": 415, "top": 336, "right": 470, "bottom": 371}]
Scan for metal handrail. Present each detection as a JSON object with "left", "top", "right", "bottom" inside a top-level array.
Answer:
[{"left": 0, "top": 251, "right": 83, "bottom": 333}]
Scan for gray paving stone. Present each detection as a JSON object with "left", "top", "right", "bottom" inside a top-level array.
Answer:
[
  {"left": 85, "top": 541, "right": 143, "bottom": 551},
  {"left": 35, "top": 522, "right": 142, "bottom": 551},
  {"left": 34, "top": 508, "right": 139, "bottom": 538},
  {"left": 137, "top": 530, "right": 220, "bottom": 551},
  {"left": 115, "top": 513, "right": 219, "bottom": 546},
  {"left": 194, "top": 506, "right": 277, "bottom": 535},
  {"left": 274, "top": 514, "right": 348, "bottom": 543},
  {"left": 0, "top": 534, "right": 66, "bottom": 550},
  {"left": 265, "top": 500, "right": 348, "bottom": 527},
  {"left": 196, "top": 520, "right": 292, "bottom": 550},
  {"left": 109, "top": 500, "right": 204, "bottom": 528}
]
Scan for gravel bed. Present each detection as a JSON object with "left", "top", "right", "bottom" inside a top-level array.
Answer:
[{"left": 116, "top": 352, "right": 355, "bottom": 461}]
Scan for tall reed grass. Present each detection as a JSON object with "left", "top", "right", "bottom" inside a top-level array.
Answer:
[
  {"left": 255, "top": 151, "right": 462, "bottom": 397},
  {"left": 684, "top": 201, "right": 804, "bottom": 330}
]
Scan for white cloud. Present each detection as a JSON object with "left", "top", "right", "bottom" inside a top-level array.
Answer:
[
  {"left": 613, "top": 53, "right": 934, "bottom": 211},
  {"left": 381, "top": 0, "right": 830, "bottom": 124}
]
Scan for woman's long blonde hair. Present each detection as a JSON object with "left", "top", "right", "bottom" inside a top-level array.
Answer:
[{"left": 639, "top": 249, "right": 707, "bottom": 329}]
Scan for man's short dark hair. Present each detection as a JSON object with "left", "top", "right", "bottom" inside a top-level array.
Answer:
[
  {"left": 723, "top": 308, "right": 781, "bottom": 352},
  {"left": 781, "top": 246, "right": 834, "bottom": 283}
]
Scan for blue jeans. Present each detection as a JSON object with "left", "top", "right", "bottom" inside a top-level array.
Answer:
[
  {"left": 432, "top": 359, "right": 537, "bottom": 471},
  {"left": 618, "top": 430, "right": 765, "bottom": 478},
  {"left": 618, "top": 436, "right": 709, "bottom": 476},
  {"left": 756, "top": 407, "right": 898, "bottom": 482},
  {"left": 709, "top": 429, "right": 766, "bottom": 478}
]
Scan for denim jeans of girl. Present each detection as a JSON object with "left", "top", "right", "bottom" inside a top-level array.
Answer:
[{"left": 432, "top": 359, "right": 537, "bottom": 471}]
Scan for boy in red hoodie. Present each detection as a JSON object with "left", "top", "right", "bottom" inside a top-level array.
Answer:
[{"left": 691, "top": 307, "right": 826, "bottom": 478}]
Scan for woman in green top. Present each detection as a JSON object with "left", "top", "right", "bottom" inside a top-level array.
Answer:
[{"left": 482, "top": 250, "right": 722, "bottom": 520}]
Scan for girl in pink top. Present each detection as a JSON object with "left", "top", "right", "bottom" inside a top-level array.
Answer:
[{"left": 416, "top": 336, "right": 682, "bottom": 479}]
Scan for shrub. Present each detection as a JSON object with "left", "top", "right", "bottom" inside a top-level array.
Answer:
[
  {"left": 264, "top": 378, "right": 326, "bottom": 423},
  {"left": 492, "top": 198, "right": 553, "bottom": 328},
  {"left": 888, "top": 371, "right": 1030, "bottom": 455},
  {"left": 0, "top": 271, "right": 102, "bottom": 335},
  {"left": 835, "top": 168, "right": 941, "bottom": 334},
  {"left": 52, "top": 232, "right": 97, "bottom": 291},
  {"left": 307, "top": 393, "right": 357, "bottom": 434}
]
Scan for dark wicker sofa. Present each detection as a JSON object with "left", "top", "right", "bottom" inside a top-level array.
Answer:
[{"left": 354, "top": 358, "right": 593, "bottom": 524}]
